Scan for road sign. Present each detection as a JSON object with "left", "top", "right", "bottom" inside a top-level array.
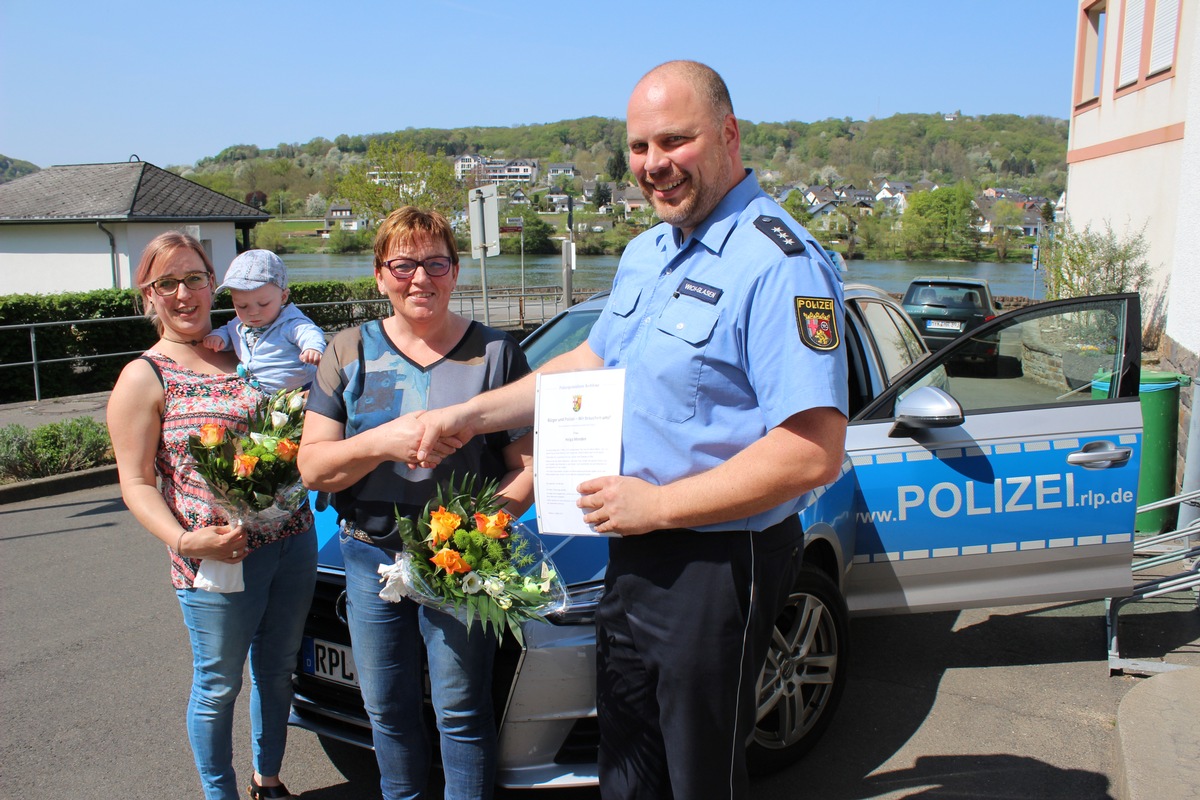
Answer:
[
  {"left": 468, "top": 184, "right": 500, "bottom": 258},
  {"left": 505, "top": 217, "right": 524, "bottom": 228},
  {"left": 499, "top": 226, "right": 522, "bottom": 234}
]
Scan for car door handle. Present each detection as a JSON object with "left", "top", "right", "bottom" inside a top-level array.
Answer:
[{"left": 1067, "top": 442, "right": 1133, "bottom": 468}]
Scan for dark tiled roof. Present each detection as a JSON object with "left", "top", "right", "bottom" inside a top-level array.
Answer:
[{"left": 0, "top": 161, "right": 269, "bottom": 223}]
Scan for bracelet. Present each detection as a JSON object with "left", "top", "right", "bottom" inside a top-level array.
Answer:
[{"left": 175, "top": 530, "right": 186, "bottom": 556}]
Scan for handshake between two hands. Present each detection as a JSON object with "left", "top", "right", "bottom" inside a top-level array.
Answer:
[{"left": 402, "top": 407, "right": 475, "bottom": 470}]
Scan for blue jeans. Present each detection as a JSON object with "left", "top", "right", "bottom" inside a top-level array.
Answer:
[
  {"left": 176, "top": 526, "right": 317, "bottom": 800},
  {"left": 341, "top": 534, "right": 498, "bottom": 800}
]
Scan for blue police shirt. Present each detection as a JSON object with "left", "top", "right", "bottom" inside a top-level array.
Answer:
[{"left": 587, "top": 171, "right": 849, "bottom": 532}]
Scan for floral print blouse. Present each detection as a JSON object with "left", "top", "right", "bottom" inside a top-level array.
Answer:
[{"left": 142, "top": 351, "right": 313, "bottom": 589}]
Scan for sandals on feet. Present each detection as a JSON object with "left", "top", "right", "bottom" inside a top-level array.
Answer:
[{"left": 247, "top": 776, "right": 296, "bottom": 800}]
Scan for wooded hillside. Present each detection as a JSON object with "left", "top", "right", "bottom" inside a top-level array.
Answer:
[{"left": 46, "top": 112, "right": 1067, "bottom": 214}]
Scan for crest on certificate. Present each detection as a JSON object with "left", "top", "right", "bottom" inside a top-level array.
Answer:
[
  {"left": 572, "top": 395, "right": 582, "bottom": 412},
  {"left": 794, "top": 296, "right": 840, "bottom": 351}
]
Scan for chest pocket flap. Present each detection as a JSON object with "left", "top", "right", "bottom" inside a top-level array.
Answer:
[
  {"left": 607, "top": 284, "right": 641, "bottom": 318},
  {"left": 654, "top": 299, "right": 718, "bottom": 346}
]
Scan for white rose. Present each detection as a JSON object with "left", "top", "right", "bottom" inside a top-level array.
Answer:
[
  {"left": 462, "top": 572, "right": 483, "bottom": 595},
  {"left": 483, "top": 577, "right": 505, "bottom": 597}
]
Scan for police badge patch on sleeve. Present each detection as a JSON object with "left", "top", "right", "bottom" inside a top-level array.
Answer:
[{"left": 794, "top": 296, "right": 840, "bottom": 351}]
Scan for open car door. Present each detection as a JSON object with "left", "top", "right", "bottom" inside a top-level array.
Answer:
[{"left": 845, "top": 294, "right": 1141, "bottom": 615}]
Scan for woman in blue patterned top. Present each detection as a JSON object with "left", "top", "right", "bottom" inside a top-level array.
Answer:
[{"left": 298, "top": 206, "right": 533, "bottom": 800}]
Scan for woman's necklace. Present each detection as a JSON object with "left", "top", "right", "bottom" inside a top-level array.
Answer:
[{"left": 160, "top": 336, "right": 205, "bottom": 346}]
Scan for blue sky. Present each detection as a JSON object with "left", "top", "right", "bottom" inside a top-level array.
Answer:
[{"left": 1, "top": 1, "right": 1078, "bottom": 169}]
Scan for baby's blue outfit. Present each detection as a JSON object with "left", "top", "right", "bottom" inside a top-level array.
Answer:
[{"left": 210, "top": 303, "right": 326, "bottom": 393}]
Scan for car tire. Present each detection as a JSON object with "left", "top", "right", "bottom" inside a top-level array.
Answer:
[{"left": 747, "top": 563, "right": 849, "bottom": 776}]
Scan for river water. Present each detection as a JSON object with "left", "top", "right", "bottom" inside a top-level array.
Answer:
[{"left": 281, "top": 252, "right": 1046, "bottom": 300}]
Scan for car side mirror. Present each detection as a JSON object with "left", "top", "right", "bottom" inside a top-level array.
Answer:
[
  {"left": 994, "top": 300, "right": 1002, "bottom": 309},
  {"left": 889, "top": 386, "right": 965, "bottom": 438}
]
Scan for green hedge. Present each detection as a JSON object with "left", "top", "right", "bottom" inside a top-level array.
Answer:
[{"left": 0, "top": 279, "right": 389, "bottom": 402}]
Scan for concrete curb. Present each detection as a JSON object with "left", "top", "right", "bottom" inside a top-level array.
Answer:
[
  {"left": 0, "top": 464, "right": 119, "bottom": 504},
  {"left": 1112, "top": 666, "right": 1200, "bottom": 800}
]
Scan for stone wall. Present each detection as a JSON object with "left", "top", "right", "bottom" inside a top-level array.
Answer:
[{"left": 1155, "top": 334, "right": 1198, "bottom": 493}]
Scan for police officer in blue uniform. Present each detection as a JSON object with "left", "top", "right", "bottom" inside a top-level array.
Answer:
[{"left": 416, "top": 60, "right": 848, "bottom": 800}]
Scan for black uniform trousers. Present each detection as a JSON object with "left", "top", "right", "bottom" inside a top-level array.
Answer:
[{"left": 595, "top": 517, "right": 804, "bottom": 800}]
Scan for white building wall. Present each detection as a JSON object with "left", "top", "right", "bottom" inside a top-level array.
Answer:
[
  {"left": 1063, "top": 138, "right": 1183, "bottom": 298},
  {"left": 0, "top": 224, "right": 121, "bottom": 294},
  {"left": 0, "top": 221, "right": 240, "bottom": 294},
  {"left": 1166, "top": 18, "right": 1200, "bottom": 355},
  {"left": 1065, "top": 0, "right": 1196, "bottom": 339}
]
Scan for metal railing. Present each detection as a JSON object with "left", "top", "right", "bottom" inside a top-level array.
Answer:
[
  {"left": 1106, "top": 488, "right": 1200, "bottom": 675},
  {"left": 0, "top": 287, "right": 573, "bottom": 401}
]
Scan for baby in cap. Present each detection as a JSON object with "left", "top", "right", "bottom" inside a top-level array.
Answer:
[{"left": 204, "top": 249, "right": 325, "bottom": 393}]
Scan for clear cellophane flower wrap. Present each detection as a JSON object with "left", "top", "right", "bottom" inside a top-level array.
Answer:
[
  {"left": 211, "top": 477, "right": 308, "bottom": 536},
  {"left": 377, "top": 474, "right": 568, "bottom": 646}
]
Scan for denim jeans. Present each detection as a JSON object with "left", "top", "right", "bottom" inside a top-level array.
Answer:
[
  {"left": 340, "top": 534, "right": 498, "bottom": 800},
  {"left": 176, "top": 525, "right": 317, "bottom": 800}
]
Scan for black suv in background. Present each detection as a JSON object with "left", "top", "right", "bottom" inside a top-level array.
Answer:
[{"left": 901, "top": 277, "right": 1001, "bottom": 373}]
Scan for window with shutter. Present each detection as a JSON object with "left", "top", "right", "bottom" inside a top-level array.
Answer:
[
  {"left": 1147, "top": 0, "right": 1180, "bottom": 75},
  {"left": 1118, "top": 0, "right": 1145, "bottom": 88}
]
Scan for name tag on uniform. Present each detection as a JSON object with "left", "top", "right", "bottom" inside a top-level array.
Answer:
[{"left": 676, "top": 278, "right": 722, "bottom": 305}]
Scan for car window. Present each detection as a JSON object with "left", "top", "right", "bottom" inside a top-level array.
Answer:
[
  {"left": 885, "top": 304, "right": 925, "bottom": 360},
  {"left": 903, "top": 282, "right": 987, "bottom": 310},
  {"left": 888, "top": 298, "right": 1130, "bottom": 414},
  {"left": 522, "top": 308, "right": 602, "bottom": 370},
  {"left": 857, "top": 300, "right": 919, "bottom": 382}
]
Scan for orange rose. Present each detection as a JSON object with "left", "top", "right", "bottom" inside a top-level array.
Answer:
[
  {"left": 473, "top": 510, "right": 512, "bottom": 539},
  {"left": 275, "top": 438, "right": 299, "bottom": 462},
  {"left": 198, "top": 423, "right": 225, "bottom": 447},
  {"left": 428, "top": 507, "right": 461, "bottom": 545},
  {"left": 430, "top": 546, "right": 471, "bottom": 575},
  {"left": 232, "top": 453, "right": 259, "bottom": 478}
]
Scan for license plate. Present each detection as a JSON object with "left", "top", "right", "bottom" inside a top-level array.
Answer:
[
  {"left": 301, "top": 636, "right": 359, "bottom": 687},
  {"left": 927, "top": 320, "right": 963, "bottom": 331}
]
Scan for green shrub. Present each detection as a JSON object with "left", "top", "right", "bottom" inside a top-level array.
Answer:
[
  {"left": 1042, "top": 219, "right": 1150, "bottom": 300},
  {"left": 0, "top": 417, "right": 114, "bottom": 481}
]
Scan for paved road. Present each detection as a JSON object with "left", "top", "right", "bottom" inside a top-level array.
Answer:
[{"left": 2, "top": 484, "right": 1197, "bottom": 799}]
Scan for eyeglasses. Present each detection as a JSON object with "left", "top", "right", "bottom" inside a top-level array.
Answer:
[
  {"left": 381, "top": 256, "right": 454, "bottom": 280},
  {"left": 146, "top": 272, "right": 211, "bottom": 296}
]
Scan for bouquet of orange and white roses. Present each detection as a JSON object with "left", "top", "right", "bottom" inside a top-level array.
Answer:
[
  {"left": 378, "top": 474, "right": 568, "bottom": 645},
  {"left": 187, "top": 387, "right": 308, "bottom": 534}
]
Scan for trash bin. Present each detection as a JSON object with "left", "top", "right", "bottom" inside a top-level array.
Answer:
[{"left": 1093, "top": 369, "right": 1188, "bottom": 533}]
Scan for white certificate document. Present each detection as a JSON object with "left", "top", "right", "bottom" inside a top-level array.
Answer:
[{"left": 534, "top": 368, "right": 625, "bottom": 537}]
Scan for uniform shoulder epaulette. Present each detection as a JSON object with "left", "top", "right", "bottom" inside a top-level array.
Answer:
[{"left": 753, "top": 215, "right": 807, "bottom": 256}]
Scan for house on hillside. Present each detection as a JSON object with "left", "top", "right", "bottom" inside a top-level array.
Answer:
[
  {"left": 545, "top": 163, "right": 578, "bottom": 183},
  {"left": 0, "top": 160, "right": 268, "bottom": 294},
  {"left": 804, "top": 185, "right": 838, "bottom": 206},
  {"left": 839, "top": 188, "right": 876, "bottom": 212},
  {"left": 545, "top": 190, "right": 571, "bottom": 213},
  {"left": 454, "top": 154, "right": 539, "bottom": 185},
  {"left": 806, "top": 200, "right": 840, "bottom": 230},
  {"left": 975, "top": 195, "right": 1046, "bottom": 237},
  {"left": 583, "top": 180, "right": 619, "bottom": 209},
  {"left": 874, "top": 180, "right": 912, "bottom": 202},
  {"left": 324, "top": 202, "right": 369, "bottom": 232},
  {"left": 616, "top": 188, "right": 645, "bottom": 219}
]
